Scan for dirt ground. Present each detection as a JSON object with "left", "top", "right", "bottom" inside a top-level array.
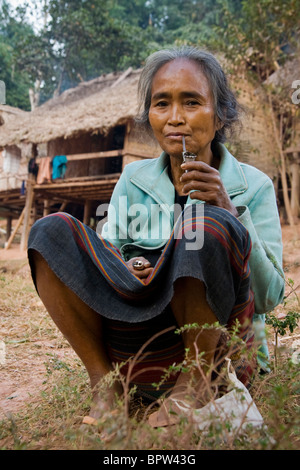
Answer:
[{"left": 0, "top": 224, "right": 300, "bottom": 421}]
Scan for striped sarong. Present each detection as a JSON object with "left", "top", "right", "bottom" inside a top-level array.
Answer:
[{"left": 28, "top": 204, "right": 255, "bottom": 398}]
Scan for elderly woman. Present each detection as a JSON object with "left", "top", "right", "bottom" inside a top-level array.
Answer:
[{"left": 28, "top": 46, "right": 284, "bottom": 428}]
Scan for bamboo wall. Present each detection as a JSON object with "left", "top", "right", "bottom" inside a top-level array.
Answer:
[
  {"left": 0, "top": 144, "right": 30, "bottom": 191},
  {"left": 230, "top": 78, "right": 279, "bottom": 180}
]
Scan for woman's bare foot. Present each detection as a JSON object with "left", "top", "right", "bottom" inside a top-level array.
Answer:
[
  {"left": 147, "top": 397, "right": 186, "bottom": 427},
  {"left": 147, "top": 370, "right": 212, "bottom": 428},
  {"left": 80, "top": 380, "right": 124, "bottom": 444},
  {"left": 82, "top": 379, "right": 123, "bottom": 425}
]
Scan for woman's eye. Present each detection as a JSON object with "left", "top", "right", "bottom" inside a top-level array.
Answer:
[
  {"left": 156, "top": 101, "right": 168, "bottom": 107},
  {"left": 186, "top": 100, "right": 199, "bottom": 106}
]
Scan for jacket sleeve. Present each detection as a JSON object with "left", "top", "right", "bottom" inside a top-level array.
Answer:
[{"left": 237, "top": 178, "right": 285, "bottom": 314}]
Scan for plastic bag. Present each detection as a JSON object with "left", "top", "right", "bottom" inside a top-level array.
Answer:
[{"left": 170, "top": 358, "right": 264, "bottom": 436}]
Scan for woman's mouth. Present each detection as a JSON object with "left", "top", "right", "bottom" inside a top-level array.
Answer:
[{"left": 165, "top": 133, "right": 188, "bottom": 141}]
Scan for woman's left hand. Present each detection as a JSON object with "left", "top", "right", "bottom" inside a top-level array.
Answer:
[
  {"left": 126, "top": 256, "right": 154, "bottom": 280},
  {"left": 180, "top": 161, "right": 238, "bottom": 217}
]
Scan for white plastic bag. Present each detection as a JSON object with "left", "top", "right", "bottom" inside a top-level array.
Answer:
[{"left": 170, "top": 358, "right": 264, "bottom": 436}]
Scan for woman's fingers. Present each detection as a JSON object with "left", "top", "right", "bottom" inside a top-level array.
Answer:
[
  {"left": 127, "top": 257, "right": 153, "bottom": 279},
  {"left": 135, "top": 267, "right": 154, "bottom": 279},
  {"left": 179, "top": 161, "right": 237, "bottom": 216}
]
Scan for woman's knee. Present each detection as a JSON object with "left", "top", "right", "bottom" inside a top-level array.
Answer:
[
  {"left": 180, "top": 204, "right": 250, "bottom": 257},
  {"left": 29, "top": 212, "right": 71, "bottom": 241}
]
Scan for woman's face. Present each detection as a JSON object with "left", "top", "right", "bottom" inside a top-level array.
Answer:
[{"left": 148, "top": 58, "right": 221, "bottom": 162}]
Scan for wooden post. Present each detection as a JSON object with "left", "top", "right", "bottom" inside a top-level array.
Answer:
[
  {"left": 20, "top": 176, "right": 35, "bottom": 251},
  {"left": 83, "top": 200, "right": 91, "bottom": 226},
  {"left": 43, "top": 199, "right": 50, "bottom": 217},
  {"left": 59, "top": 201, "right": 68, "bottom": 212},
  {"left": 290, "top": 153, "right": 299, "bottom": 220},
  {"left": 5, "top": 208, "right": 25, "bottom": 250},
  {"left": 6, "top": 216, "right": 12, "bottom": 242},
  {"left": 122, "top": 121, "right": 131, "bottom": 171}
]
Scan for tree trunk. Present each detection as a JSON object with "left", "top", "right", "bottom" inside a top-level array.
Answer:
[
  {"left": 20, "top": 175, "right": 35, "bottom": 251},
  {"left": 290, "top": 156, "right": 299, "bottom": 220},
  {"left": 268, "top": 94, "right": 294, "bottom": 227},
  {"left": 29, "top": 79, "right": 41, "bottom": 110}
]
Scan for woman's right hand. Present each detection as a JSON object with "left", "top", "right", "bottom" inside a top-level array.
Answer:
[{"left": 126, "top": 256, "right": 153, "bottom": 280}]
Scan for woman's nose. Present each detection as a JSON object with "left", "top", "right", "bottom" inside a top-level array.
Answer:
[{"left": 167, "top": 104, "right": 185, "bottom": 126}]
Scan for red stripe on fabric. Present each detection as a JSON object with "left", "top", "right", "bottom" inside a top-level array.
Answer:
[
  {"left": 174, "top": 215, "right": 245, "bottom": 274},
  {"left": 55, "top": 214, "right": 122, "bottom": 286}
]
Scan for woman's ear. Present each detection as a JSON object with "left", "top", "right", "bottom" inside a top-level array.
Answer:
[{"left": 216, "top": 118, "right": 224, "bottom": 131}]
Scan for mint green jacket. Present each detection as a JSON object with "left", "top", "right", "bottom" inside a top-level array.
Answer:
[{"left": 102, "top": 144, "right": 285, "bottom": 364}]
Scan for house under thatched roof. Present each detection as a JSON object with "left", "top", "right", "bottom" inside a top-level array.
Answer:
[{"left": 0, "top": 68, "right": 141, "bottom": 147}]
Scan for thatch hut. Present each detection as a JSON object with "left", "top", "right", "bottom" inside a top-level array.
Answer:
[{"left": 0, "top": 65, "right": 281, "bottom": 248}]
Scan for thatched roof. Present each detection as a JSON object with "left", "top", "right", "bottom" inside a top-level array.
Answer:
[
  {"left": 265, "top": 56, "right": 300, "bottom": 91},
  {"left": 0, "top": 104, "right": 27, "bottom": 115},
  {"left": 0, "top": 104, "right": 28, "bottom": 127},
  {"left": 0, "top": 68, "right": 141, "bottom": 148}
]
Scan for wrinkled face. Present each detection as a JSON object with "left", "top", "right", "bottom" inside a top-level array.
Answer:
[{"left": 148, "top": 58, "right": 221, "bottom": 161}]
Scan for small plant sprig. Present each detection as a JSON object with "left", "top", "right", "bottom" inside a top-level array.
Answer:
[
  {"left": 266, "top": 276, "right": 300, "bottom": 367},
  {"left": 284, "top": 277, "right": 300, "bottom": 307},
  {"left": 266, "top": 310, "right": 300, "bottom": 368}
]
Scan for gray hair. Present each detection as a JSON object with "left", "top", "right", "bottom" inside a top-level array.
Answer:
[{"left": 136, "top": 46, "right": 242, "bottom": 144}]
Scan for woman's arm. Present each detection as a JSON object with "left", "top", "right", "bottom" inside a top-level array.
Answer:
[{"left": 236, "top": 178, "right": 285, "bottom": 314}]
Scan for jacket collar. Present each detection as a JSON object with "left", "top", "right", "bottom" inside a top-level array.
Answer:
[
  {"left": 130, "top": 152, "right": 175, "bottom": 206},
  {"left": 130, "top": 143, "right": 248, "bottom": 204},
  {"left": 217, "top": 143, "right": 248, "bottom": 196}
]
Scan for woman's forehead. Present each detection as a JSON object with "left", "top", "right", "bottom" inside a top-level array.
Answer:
[{"left": 151, "top": 58, "right": 212, "bottom": 97}]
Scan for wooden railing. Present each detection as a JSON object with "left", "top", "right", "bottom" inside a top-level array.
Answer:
[{"left": 36, "top": 148, "right": 155, "bottom": 164}]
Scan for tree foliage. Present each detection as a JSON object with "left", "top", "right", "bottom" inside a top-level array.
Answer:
[
  {"left": 0, "top": 1, "right": 36, "bottom": 109},
  {"left": 0, "top": 0, "right": 299, "bottom": 110},
  {"left": 214, "top": 0, "right": 300, "bottom": 81}
]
